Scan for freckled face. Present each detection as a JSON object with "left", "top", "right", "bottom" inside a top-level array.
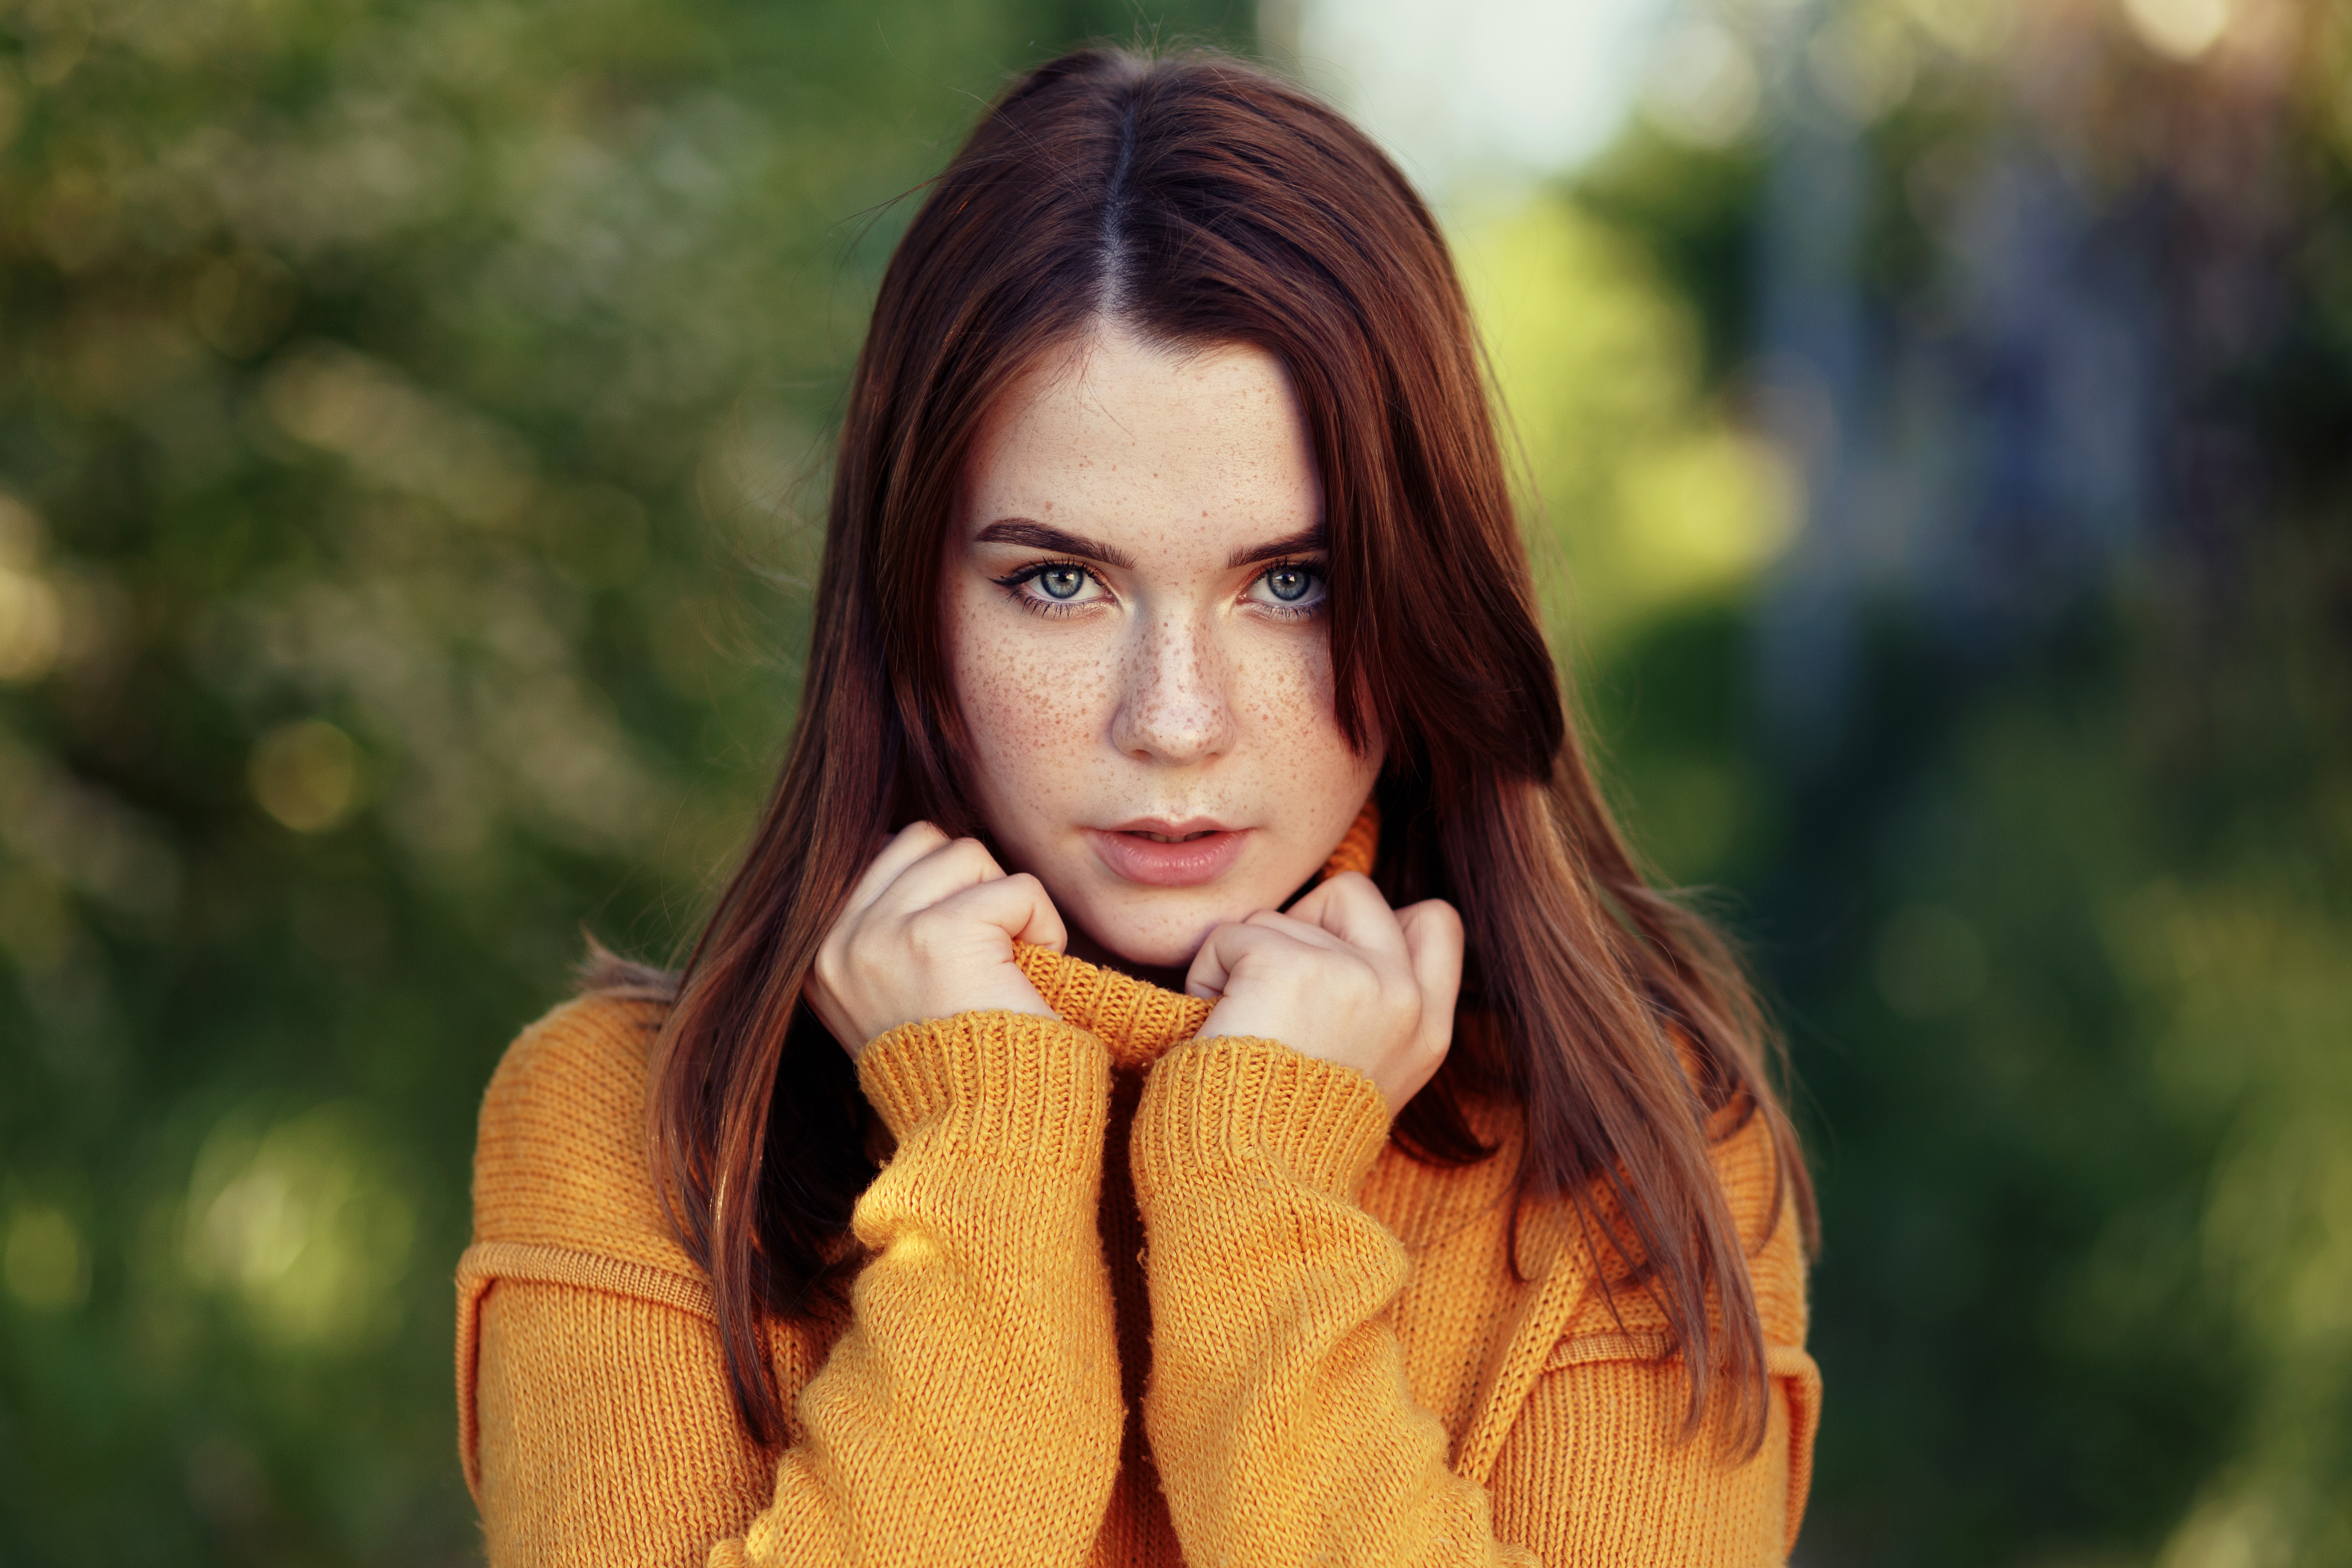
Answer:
[{"left": 945, "top": 324, "right": 1382, "bottom": 971}]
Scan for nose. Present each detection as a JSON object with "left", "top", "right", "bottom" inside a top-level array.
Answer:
[{"left": 1109, "top": 606, "right": 1235, "bottom": 767}]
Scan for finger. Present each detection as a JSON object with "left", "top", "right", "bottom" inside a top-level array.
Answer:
[
  {"left": 1284, "top": 871, "right": 1411, "bottom": 962},
  {"left": 1240, "top": 906, "right": 1358, "bottom": 955},
  {"left": 842, "top": 821, "right": 952, "bottom": 917},
  {"left": 1185, "top": 919, "right": 1304, "bottom": 1001},
  {"left": 1397, "top": 899, "right": 1465, "bottom": 1048},
  {"left": 924, "top": 871, "right": 1068, "bottom": 955},
  {"left": 868, "top": 834, "right": 1010, "bottom": 919}
]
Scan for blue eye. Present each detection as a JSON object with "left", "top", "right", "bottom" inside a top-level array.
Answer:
[
  {"left": 1248, "top": 561, "right": 1325, "bottom": 615},
  {"left": 1264, "top": 565, "right": 1313, "bottom": 603},
  {"left": 990, "top": 559, "right": 1106, "bottom": 617}
]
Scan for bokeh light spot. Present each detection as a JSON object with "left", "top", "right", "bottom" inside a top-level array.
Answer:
[
  {"left": 1641, "top": 19, "right": 1760, "bottom": 148},
  {"left": 249, "top": 720, "right": 360, "bottom": 833},
  {"left": 181, "top": 1103, "right": 417, "bottom": 1348},
  {"left": 4, "top": 1201, "right": 91, "bottom": 1311},
  {"left": 0, "top": 491, "right": 61, "bottom": 683},
  {"left": 0, "top": 565, "right": 63, "bottom": 683},
  {"left": 1903, "top": 0, "right": 2017, "bottom": 60},
  {"left": 2123, "top": 0, "right": 2235, "bottom": 61}
]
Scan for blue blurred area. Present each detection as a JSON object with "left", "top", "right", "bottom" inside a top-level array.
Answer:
[{"left": 0, "top": 1, "right": 2346, "bottom": 1563}]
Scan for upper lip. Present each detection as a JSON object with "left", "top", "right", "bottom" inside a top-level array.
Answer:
[{"left": 1100, "top": 816, "right": 1237, "bottom": 838}]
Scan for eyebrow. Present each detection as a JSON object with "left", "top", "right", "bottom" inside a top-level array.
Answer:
[
  {"left": 974, "top": 519, "right": 1329, "bottom": 573},
  {"left": 969, "top": 517, "right": 1326, "bottom": 573},
  {"left": 1225, "top": 526, "right": 1327, "bottom": 570},
  {"left": 975, "top": 520, "right": 1137, "bottom": 570}
]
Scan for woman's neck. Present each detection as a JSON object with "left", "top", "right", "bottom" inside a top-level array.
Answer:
[{"left": 1063, "top": 926, "right": 1192, "bottom": 997}]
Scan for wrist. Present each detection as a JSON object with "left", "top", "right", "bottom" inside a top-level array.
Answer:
[
  {"left": 1131, "top": 1035, "right": 1391, "bottom": 1200},
  {"left": 858, "top": 1009, "right": 1111, "bottom": 1166},
  {"left": 840, "top": 976, "right": 1057, "bottom": 1062}
]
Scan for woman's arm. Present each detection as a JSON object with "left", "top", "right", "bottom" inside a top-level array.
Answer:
[
  {"left": 1129, "top": 1034, "right": 1537, "bottom": 1568},
  {"left": 1130, "top": 873, "right": 1516, "bottom": 1564},
  {"left": 712, "top": 825, "right": 1122, "bottom": 1561},
  {"left": 462, "top": 1005, "right": 1126, "bottom": 1568},
  {"left": 725, "top": 1009, "right": 1127, "bottom": 1566},
  {"left": 1129, "top": 1036, "right": 1819, "bottom": 1568}
]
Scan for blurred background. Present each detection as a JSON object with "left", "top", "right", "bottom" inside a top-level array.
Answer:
[{"left": 0, "top": 0, "right": 2346, "bottom": 1561}]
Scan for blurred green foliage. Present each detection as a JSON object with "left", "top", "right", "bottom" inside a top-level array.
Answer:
[
  {"left": 1, "top": 0, "right": 2348, "bottom": 1565},
  {"left": 1550, "top": 5, "right": 2352, "bottom": 1561}
]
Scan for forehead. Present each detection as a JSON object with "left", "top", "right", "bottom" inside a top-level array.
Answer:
[{"left": 963, "top": 327, "right": 1321, "bottom": 556}]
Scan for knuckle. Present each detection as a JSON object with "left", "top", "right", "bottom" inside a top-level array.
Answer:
[
  {"left": 816, "top": 923, "right": 858, "bottom": 974},
  {"left": 1336, "top": 962, "right": 1382, "bottom": 1008},
  {"left": 1404, "top": 896, "right": 1460, "bottom": 931},
  {"left": 946, "top": 837, "right": 998, "bottom": 872},
  {"left": 842, "top": 932, "right": 886, "bottom": 978}
]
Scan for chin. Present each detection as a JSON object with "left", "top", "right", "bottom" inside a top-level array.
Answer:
[
  {"left": 1069, "top": 886, "right": 1239, "bottom": 973},
  {"left": 1078, "top": 914, "right": 1216, "bottom": 973}
]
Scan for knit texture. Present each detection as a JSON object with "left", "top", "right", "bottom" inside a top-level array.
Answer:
[{"left": 457, "top": 807, "right": 1817, "bottom": 1566}]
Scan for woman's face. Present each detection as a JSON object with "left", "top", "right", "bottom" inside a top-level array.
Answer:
[{"left": 945, "top": 323, "right": 1382, "bottom": 972}]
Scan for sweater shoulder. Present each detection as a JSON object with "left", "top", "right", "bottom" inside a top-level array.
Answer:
[
  {"left": 469, "top": 991, "right": 701, "bottom": 1278},
  {"left": 1527, "top": 1103, "right": 1809, "bottom": 1353},
  {"left": 1709, "top": 1104, "right": 1809, "bottom": 1348}
]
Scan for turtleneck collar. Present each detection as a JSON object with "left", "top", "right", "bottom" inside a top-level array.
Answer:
[{"left": 1010, "top": 797, "right": 1379, "bottom": 1072}]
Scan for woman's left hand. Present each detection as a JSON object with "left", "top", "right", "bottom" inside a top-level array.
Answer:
[{"left": 1185, "top": 872, "right": 1463, "bottom": 1112}]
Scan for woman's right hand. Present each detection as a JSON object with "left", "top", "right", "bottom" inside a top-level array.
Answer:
[
  {"left": 804, "top": 822, "right": 1068, "bottom": 1061},
  {"left": 1185, "top": 872, "right": 1461, "bottom": 1113}
]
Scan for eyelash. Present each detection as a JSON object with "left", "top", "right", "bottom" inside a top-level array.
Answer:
[
  {"left": 991, "top": 560, "right": 1104, "bottom": 619},
  {"left": 990, "top": 559, "right": 1328, "bottom": 621},
  {"left": 1251, "top": 558, "right": 1326, "bottom": 620}
]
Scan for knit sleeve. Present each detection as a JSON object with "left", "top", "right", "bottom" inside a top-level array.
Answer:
[
  {"left": 1127, "top": 1036, "right": 1539, "bottom": 1568},
  {"left": 724, "top": 1010, "right": 1126, "bottom": 1568},
  {"left": 461, "top": 1002, "right": 1126, "bottom": 1568}
]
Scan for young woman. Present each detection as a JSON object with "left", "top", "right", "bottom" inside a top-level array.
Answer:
[{"left": 457, "top": 46, "right": 1819, "bottom": 1568}]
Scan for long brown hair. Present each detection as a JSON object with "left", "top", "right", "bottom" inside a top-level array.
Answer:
[{"left": 634, "top": 45, "right": 1814, "bottom": 1453}]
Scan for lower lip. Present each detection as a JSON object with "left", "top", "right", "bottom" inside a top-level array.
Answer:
[{"left": 1086, "top": 828, "right": 1249, "bottom": 887}]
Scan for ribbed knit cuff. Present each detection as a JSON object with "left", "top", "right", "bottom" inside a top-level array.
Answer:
[
  {"left": 858, "top": 1011, "right": 1111, "bottom": 1167},
  {"left": 1131, "top": 1036, "right": 1393, "bottom": 1200}
]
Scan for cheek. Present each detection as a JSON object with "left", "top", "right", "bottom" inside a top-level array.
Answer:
[
  {"left": 947, "top": 590, "right": 1113, "bottom": 801},
  {"left": 1233, "top": 633, "right": 1366, "bottom": 790}
]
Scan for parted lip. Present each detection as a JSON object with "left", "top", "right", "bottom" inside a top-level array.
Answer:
[
  {"left": 1102, "top": 816, "right": 1236, "bottom": 840},
  {"left": 1085, "top": 820, "right": 1249, "bottom": 887}
]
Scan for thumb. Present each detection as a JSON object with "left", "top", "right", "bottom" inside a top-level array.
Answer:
[
  {"left": 1397, "top": 899, "right": 1464, "bottom": 1052},
  {"left": 972, "top": 872, "right": 1068, "bottom": 955}
]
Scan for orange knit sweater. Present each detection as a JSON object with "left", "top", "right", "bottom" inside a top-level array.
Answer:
[{"left": 457, "top": 849, "right": 1818, "bottom": 1566}]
